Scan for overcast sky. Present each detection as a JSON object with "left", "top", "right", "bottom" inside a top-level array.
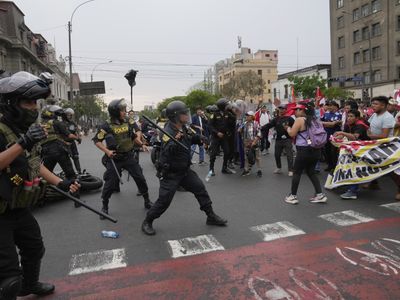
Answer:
[{"left": 13, "top": 0, "right": 331, "bottom": 109}]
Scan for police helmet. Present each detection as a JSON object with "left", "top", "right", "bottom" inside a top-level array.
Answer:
[
  {"left": 216, "top": 98, "right": 230, "bottom": 111},
  {"left": 42, "top": 105, "right": 63, "bottom": 119},
  {"left": 64, "top": 108, "right": 74, "bottom": 115},
  {"left": 166, "top": 101, "right": 189, "bottom": 122},
  {"left": 108, "top": 99, "right": 127, "bottom": 119},
  {"left": 0, "top": 71, "right": 51, "bottom": 123}
]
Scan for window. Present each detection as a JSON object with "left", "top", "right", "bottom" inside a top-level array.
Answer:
[
  {"left": 363, "top": 49, "right": 370, "bottom": 62},
  {"left": 397, "top": 66, "right": 400, "bottom": 79},
  {"left": 397, "top": 41, "right": 400, "bottom": 55},
  {"left": 337, "top": 16, "right": 344, "bottom": 29},
  {"left": 371, "top": 0, "right": 381, "bottom": 13},
  {"left": 273, "top": 88, "right": 277, "bottom": 98},
  {"left": 265, "top": 54, "right": 270, "bottom": 57},
  {"left": 268, "top": 89, "right": 271, "bottom": 94},
  {"left": 371, "top": 22, "right": 381, "bottom": 36},
  {"left": 267, "top": 80, "right": 270, "bottom": 84},
  {"left": 353, "top": 8, "right": 360, "bottom": 21},
  {"left": 337, "top": 0, "right": 344, "bottom": 8},
  {"left": 362, "top": 26, "right": 370, "bottom": 40},
  {"left": 364, "top": 72, "right": 370, "bottom": 84},
  {"left": 338, "top": 36, "right": 345, "bottom": 49},
  {"left": 284, "top": 85, "right": 288, "bottom": 99},
  {"left": 372, "top": 46, "right": 381, "bottom": 60},
  {"left": 373, "top": 70, "right": 382, "bottom": 82},
  {"left": 353, "top": 30, "right": 361, "bottom": 42},
  {"left": 338, "top": 36, "right": 345, "bottom": 48},
  {"left": 361, "top": 4, "right": 370, "bottom": 17},
  {"left": 354, "top": 52, "right": 361, "bottom": 64},
  {"left": 354, "top": 73, "right": 362, "bottom": 86},
  {"left": 397, "top": 15, "right": 400, "bottom": 30},
  {"left": 338, "top": 56, "right": 345, "bottom": 69},
  {"left": 258, "top": 70, "right": 262, "bottom": 76}
]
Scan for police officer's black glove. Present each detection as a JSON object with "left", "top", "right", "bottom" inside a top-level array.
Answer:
[
  {"left": 17, "top": 124, "right": 47, "bottom": 151},
  {"left": 57, "top": 179, "right": 75, "bottom": 192}
]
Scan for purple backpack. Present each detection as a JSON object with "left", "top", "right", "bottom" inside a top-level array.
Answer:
[{"left": 303, "top": 119, "right": 327, "bottom": 148}]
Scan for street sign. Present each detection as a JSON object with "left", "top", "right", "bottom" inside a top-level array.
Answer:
[{"left": 79, "top": 81, "right": 105, "bottom": 95}]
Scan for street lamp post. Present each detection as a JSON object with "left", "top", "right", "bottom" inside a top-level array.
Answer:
[
  {"left": 91, "top": 60, "right": 112, "bottom": 82},
  {"left": 68, "top": 0, "right": 95, "bottom": 101}
]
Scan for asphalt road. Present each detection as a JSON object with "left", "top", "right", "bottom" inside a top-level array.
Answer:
[{"left": 29, "top": 135, "right": 400, "bottom": 299}]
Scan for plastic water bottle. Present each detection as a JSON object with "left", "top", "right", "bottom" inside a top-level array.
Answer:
[
  {"left": 205, "top": 170, "right": 213, "bottom": 182},
  {"left": 101, "top": 230, "right": 119, "bottom": 239}
]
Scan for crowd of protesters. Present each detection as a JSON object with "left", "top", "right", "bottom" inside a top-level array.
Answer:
[{"left": 186, "top": 95, "right": 400, "bottom": 203}]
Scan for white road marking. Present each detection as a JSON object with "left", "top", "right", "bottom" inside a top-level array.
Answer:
[
  {"left": 319, "top": 210, "right": 374, "bottom": 226},
  {"left": 250, "top": 221, "right": 305, "bottom": 242},
  {"left": 381, "top": 202, "right": 400, "bottom": 213},
  {"left": 167, "top": 234, "right": 225, "bottom": 258},
  {"left": 68, "top": 248, "right": 127, "bottom": 276}
]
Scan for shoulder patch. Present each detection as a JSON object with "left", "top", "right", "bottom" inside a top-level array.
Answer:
[
  {"left": 97, "top": 129, "right": 106, "bottom": 140},
  {"left": 210, "top": 114, "right": 214, "bottom": 120},
  {"left": 162, "top": 134, "right": 170, "bottom": 143},
  {"left": 128, "top": 118, "right": 135, "bottom": 125}
]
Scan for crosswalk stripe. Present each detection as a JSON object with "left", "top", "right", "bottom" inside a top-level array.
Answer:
[
  {"left": 250, "top": 221, "right": 306, "bottom": 242},
  {"left": 381, "top": 202, "right": 400, "bottom": 213},
  {"left": 167, "top": 234, "right": 225, "bottom": 258},
  {"left": 68, "top": 248, "right": 127, "bottom": 276},
  {"left": 319, "top": 210, "right": 374, "bottom": 227}
]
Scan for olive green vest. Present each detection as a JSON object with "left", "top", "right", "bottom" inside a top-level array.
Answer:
[
  {"left": 40, "top": 119, "right": 61, "bottom": 145},
  {"left": 0, "top": 123, "right": 45, "bottom": 213},
  {"left": 110, "top": 122, "right": 135, "bottom": 153}
]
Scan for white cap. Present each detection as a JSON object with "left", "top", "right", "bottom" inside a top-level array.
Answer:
[{"left": 246, "top": 111, "right": 255, "bottom": 116}]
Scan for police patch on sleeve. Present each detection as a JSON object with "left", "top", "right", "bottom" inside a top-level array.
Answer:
[
  {"left": 162, "top": 134, "right": 170, "bottom": 143},
  {"left": 97, "top": 129, "right": 106, "bottom": 140}
]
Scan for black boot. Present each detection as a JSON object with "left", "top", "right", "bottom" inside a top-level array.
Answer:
[
  {"left": 18, "top": 261, "right": 55, "bottom": 297},
  {"left": 100, "top": 200, "right": 109, "bottom": 220},
  {"left": 206, "top": 209, "right": 228, "bottom": 226},
  {"left": 143, "top": 193, "right": 153, "bottom": 209},
  {"left": 222, "top": 168, "right": 234, "bottom": 174},
  {"left": 141, "top": 218, "right": 156, "bottom": 235}
]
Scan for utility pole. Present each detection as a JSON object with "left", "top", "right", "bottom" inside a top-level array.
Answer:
[{"left": 68, "top": 21, "right": 73, "bottom": 101}]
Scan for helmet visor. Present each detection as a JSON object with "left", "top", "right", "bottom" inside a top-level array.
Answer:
[{"left": 0, "top": 72, "right": 40, "bottom": 94}]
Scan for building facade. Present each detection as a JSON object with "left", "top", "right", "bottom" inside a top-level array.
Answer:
[
  {"left": 330, "top": 0, "right": 400, "bottom": 99},
  {"left": 0, "top": 1, "right": 69, "bottom": 101},
  {"left": 206, "top": 47, "right": 278, "bottom": 105},
  {"left": 271, "top": 64, "right": 331, "bottom": 104}
]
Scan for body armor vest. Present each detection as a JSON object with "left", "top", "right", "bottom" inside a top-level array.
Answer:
[
  {"left": 0, "top": 123, "right": 45, "bottom": 213},
  {"left": 110, "top": 122, "right": 135, "bottom": 153},
  {"left": 40, "top": 119, "right": 61, "bottom": 145}
]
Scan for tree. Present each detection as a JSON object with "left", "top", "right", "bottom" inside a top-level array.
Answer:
[
  {"left": 221, "top": 70, "right": 265, "bottom": 100},
  {"left": 323, "top": 87, "right": 354, "bottom": 100},
  {"left": 184, "top": 90, "right": 218, "bottom": 113},
  {"left": 156, "top": 96, "right": 186, "bottom": 113},
  {"left": 140, "top": 108, "right": 159, "bottom": 120},
  {"left": 288, "top": 75, "right": 327, "bottom": 99}
]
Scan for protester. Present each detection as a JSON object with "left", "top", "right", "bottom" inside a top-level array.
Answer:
[
  {"left": 321, "top": 100, "right": 342, "bottom": 172},
  {"left": 263, "top": 104, "right": 294, "bottom": 176},
  {"left": 333, "top": 110, "right": 369, "bottom": 199},
  {"left": 255, "top": 105, "right": 271, "bottom": 155},
  {"left": 284, "top": 103, "right": 328, "bottom": 204},
  {"left": 239, "top": 111, "right": 262, "bottom": 177},
  {"left": 191, "top": 106, "right": 208, "bottom": 166},
  {"left": 366, "top": 96, "right": 399, "bottom": 199}
]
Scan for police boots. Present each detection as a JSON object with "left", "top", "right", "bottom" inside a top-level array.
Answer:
[
  {"left": 18, "top": 261, "right": 55, "bottom": 297},
  {"left": 141, "top": 218, "right": 156, "bottom": 235},
  {"left": 143, "top": 193, "right": 154, "bottom": 209},
  {"left": 205, "top": 208, "right": 228, "bottom": 226},
  {"left": 100, "top": 199, "right": 109, "bottom": 220}
]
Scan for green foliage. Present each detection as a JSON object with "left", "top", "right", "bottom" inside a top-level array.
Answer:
[
  {"left": 288, "top": 75, "right": 327, "bottom": 99},
  {"left": 323, "top": 87, "right": 354, "bottom": 100},
  {"left": 140, "top": 108, "right": 159, "bottom": 120},
  {"left": 157, "top": 96, "right": 186, "bottom": 112},
  {"left": 60, "top": 95, "right": 107, "bottom": 125},
  {"left": 221, "top": 70, "right": 265, "bottom": 100}
]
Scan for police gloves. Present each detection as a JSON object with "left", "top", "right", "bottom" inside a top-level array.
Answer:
[
  {"left": 57, "top": 179, "right": 76, "bottom": 192},
  {"left": 17, "top": 124, "right": 47, "bottom": 151}
]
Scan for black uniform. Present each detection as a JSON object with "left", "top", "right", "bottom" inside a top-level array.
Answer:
[
  {"left": 63, "top": 119, "right": 81, "bottom": 173},
  {"left": 93, "top": 118, "right": 150, "bottom": 212},
  {"left": 208, "top": 110, "right": 236, "bottom": 172},
  {"left": 40, "top": 119, "right": 76, "bottom": 180}
]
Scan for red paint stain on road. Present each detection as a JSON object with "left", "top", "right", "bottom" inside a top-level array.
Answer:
[{"left": 47, "top": 218, "right": 400, "bottom": 300}]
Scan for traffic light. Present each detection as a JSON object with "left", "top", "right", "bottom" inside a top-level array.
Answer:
[{"left": 124, "top": 69, "right": 138, "bottom": 88}]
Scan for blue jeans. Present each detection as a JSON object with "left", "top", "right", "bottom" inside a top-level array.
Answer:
[
  {"left": 348, "top": 184, "right": 359, "bottom": 193},
  {"left": 191, "top": 144, "right": 205, "bottom": 162}
]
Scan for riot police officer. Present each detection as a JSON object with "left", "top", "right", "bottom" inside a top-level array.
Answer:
[
  {"left": 62, "top": 108, "right": 82, "bottom": 174},
  {"left": 141, "top": 101, "right": 227, "bottom": 236},
  {"left": 40, "top": 105, "right": 78, "bottom": 181},
  {"left": 208, "top": 98, "right": 236, "bottom": 175},
  {"left": 0, "top": 71, "right": 79, "bottom": 300},
  {"left": 93, "top": 99, "right": 152, "bottom": 219}
]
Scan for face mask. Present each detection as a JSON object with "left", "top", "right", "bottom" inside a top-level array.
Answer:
[{"left": 19, "top": 108, "right": 39, "bottom": 131}]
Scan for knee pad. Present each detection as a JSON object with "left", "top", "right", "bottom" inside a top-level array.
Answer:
[{"left": 0, "top": 276, "right": 22, "bottom": 300}]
